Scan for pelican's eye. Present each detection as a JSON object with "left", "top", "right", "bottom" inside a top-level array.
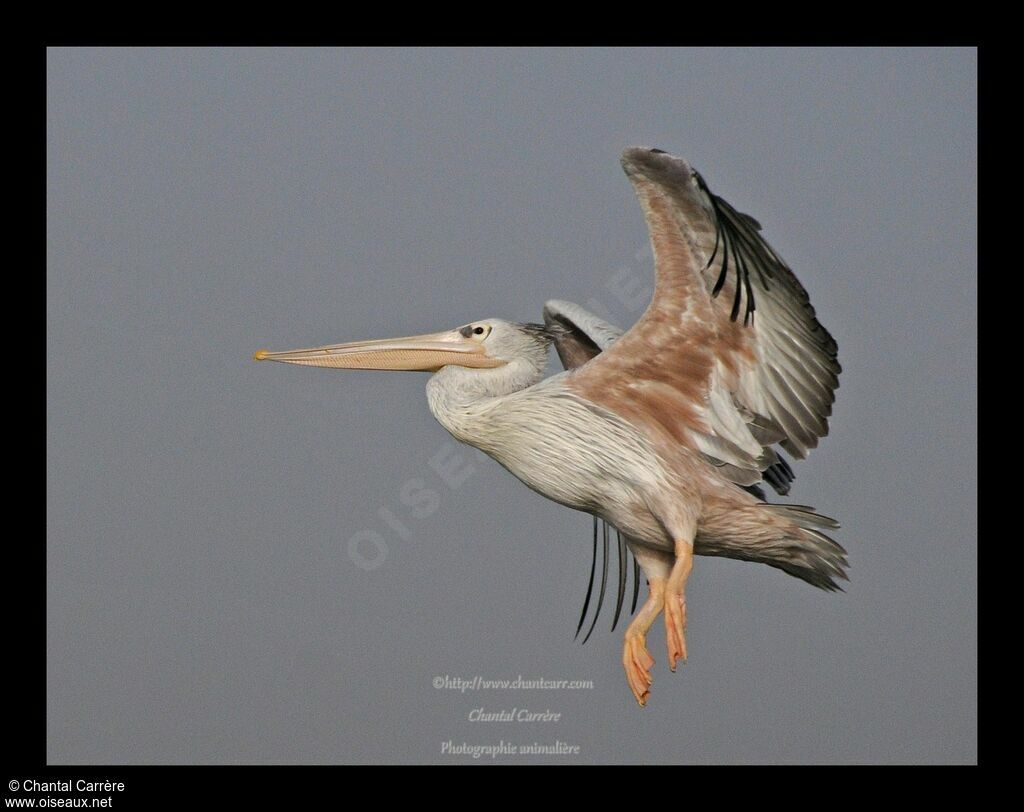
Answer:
[{"left": 459, "top": 323, "right": 491, "bottom": 340}]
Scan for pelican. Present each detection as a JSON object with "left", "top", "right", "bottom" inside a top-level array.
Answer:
[{"left": 255, "top": 147, "right": 846, "bottom": 706}]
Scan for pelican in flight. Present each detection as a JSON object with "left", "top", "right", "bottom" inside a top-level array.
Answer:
[{"left": 255, "top": 147, "right": 845, "bottom": 705}]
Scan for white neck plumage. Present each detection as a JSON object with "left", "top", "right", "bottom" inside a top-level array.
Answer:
[{"left": 425, "top": 356, "right": 549, "bottom": 444}]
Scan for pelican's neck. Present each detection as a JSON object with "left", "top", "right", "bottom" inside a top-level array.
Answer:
[{"left": 425, "top": 357, "right": 548, "bottom": 444}]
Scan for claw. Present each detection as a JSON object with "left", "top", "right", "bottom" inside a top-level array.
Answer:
[
  {"left": 623, "top": 634, "right": 655, "bottom": 705},
  {"left": 665, "top": 593, "right": 688, "bottom": 672},
  {"left": 620, "top": 570, "right": 667, "bottom": 708}
]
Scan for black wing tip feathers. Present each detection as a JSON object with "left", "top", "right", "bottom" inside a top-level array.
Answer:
[
  {"left": 577, "top": 519, "right": 640, "bottom": 642},
  {"left": 579, "top": 521, "right": 610, "bottom": 645}
]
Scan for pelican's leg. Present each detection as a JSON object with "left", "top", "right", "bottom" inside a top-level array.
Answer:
[
  {"left": 622, "top": 545, "right": 671, "bottom": 706},
  {"left": 664, "top": 539, "right": 694, "bottom": 672}
]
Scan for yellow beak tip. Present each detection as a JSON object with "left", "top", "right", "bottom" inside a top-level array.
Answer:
[{"left": 253, "top": 350, "right": 269, "bottom": 361}]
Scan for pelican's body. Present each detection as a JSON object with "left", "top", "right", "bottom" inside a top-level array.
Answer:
[
  {"left": 428, "top": 365, "right": 664, "bottom": 543},
  {"left": 426, "top": 335, "right": 833, "bottom": 572},
  {"left": 256, "top": 147, "right": 847, "bottom": 705}
]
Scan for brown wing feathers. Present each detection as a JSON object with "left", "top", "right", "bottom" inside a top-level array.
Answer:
[{"left": 565, "top": 148, "right": 840, "bottom": 473}]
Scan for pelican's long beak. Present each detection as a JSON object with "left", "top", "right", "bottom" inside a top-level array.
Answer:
[{"left": 253, "top": 330, "right": 505, "bottom": 371}]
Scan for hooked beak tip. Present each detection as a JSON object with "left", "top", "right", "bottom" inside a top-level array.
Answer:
[{"left": 253, "top": 349, "right": 269, "bottom": 361}]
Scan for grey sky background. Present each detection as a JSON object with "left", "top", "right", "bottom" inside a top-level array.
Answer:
[{"left": 46, "top": 47, "right": 977, "bottom": 764}]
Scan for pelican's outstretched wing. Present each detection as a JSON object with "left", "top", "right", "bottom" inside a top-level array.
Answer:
[{"left": 563, "top": 147, "right": 840, "bottom": 487}]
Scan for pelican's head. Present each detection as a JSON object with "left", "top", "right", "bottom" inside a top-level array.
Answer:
[{"left": 254, "top": 318, "right": 555, "bottom": 375}]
